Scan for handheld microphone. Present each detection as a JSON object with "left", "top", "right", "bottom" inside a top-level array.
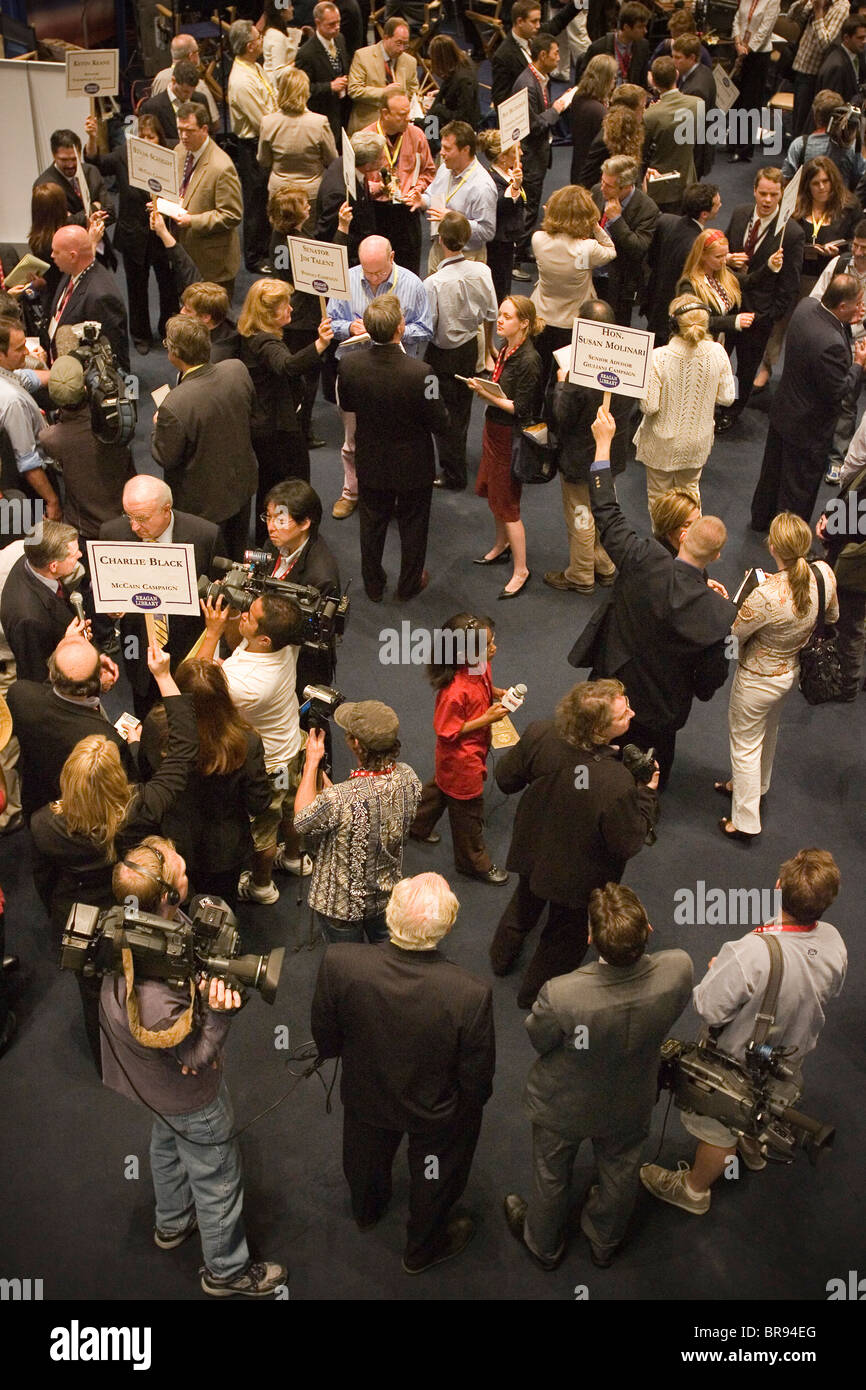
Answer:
[{"left": 70, "top": 591, "right": 86, "bottom": 623}]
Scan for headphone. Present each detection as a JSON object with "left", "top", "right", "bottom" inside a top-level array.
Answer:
[
  {"left": 668, "top": 301, "right": 711, "bottom": 336},
  {"left": 121, "top": 845, "right": 180, "bottom": 906}
]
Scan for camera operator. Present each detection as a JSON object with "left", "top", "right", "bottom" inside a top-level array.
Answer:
[
  {"left": 100, "top": 836, "right": 287, "bottom": 1297},
  {"left": 640, "top": 848, "right": 847, "bottom": 1215},
  {"left": 0, "top": 315, "right": 61, "bottom": 520},
  {"left": 294, "top": 702, "right": 421, "bottom": 943},
  {"left": 199, "top": 592, "right": 309, "bottom": 903},
  {"left": 260, "top": 479, "right": 340, "bottom": 694}
]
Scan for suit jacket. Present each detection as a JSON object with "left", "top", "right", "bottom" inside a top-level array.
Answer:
[
  {"left": 257, "top": 108, "right": 337, "bottom": 197},
  {"left": 512, "top": 66, "right": 559, "bottom": 178},
  {"left": 337, "top": 343, "right": 450, "bottom": 490},
  {"left": 643, "top": 212, "right": 703, "bottom": 341},
  {"left": 523, "top": 949, "right": 694, "bottom": 1140},
  {"left": 815, "top": 41, "right": 865, "bottom": 101},
  {"left": 590, "top": 185, "right": 659, "bottom": 318},
  {"left": 311, "top": 941, "right": 495, "bottom": 1130},
  {"left": 173, "top": 138, "right": 243, "bottom": 286},
  {"left": 34, "top": 162, "right": 115, "bottom": 229},
  {"left": 262, "top": 534, "right": 340, "bottom": 689},
  {"left": 151, "top": 362, "right": 258, "bottom": 526},
  {"left": 314, "top": 158, "right": 378, "bottom": 262},
  {"left": 491, "top": 33, "right": 530, "bottom": 107},
  {"left": 642, "top": 89, "right": 704, "bottom": 207},
  {"left": 725, "top": 203, "right": 805, "bottom": 323},
  {"left": 48, "top": 261, "right": 130, "bottom": 373},
  {"left": 578, "top": 32, "right": 650, "bottom": 88},
  {"left": 347, "top": 44, "right": 419, "bottom": 133},
  {"left": 98, "top": 510, "right": 221, "bottom": 695},
  {"left": 7, "top": 680, "right": 135, "bottom": 818},
  {"left": 573, "top": 466, "right": 736, "bottom": 730},
  {"left": 0, "top": 558, "right": 75, "bottom": 684},
  {"left": 496, "top": 720, "right": 658, "bottom": 906},
  {"left": 678, "top": 63, "right": 716, "bottom": 175},
  {"left": 295, "top": 32, "right": 352, "bottom": 144},
  {"left": 83, "top": 143, "right": 161, "bottom": 264},
  {"left": 139, "top": 89, "right": 208, "bottom": 147},
  {"left": 770, "top": 296, "right": 860, "bottom": 449}
]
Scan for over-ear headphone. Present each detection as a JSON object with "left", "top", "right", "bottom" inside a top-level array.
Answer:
[
  {"left": 121, "top": 846, "right": 180, "bottom": 906},
  {"left": 668, "top": 301, "right": 711, "bottom": 336}
]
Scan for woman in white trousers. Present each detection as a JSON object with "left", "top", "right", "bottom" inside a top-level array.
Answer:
[{"left": 716, "top": 513, "right": 838, "bottom": 840}]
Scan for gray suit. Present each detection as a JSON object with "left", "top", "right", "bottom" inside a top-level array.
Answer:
[
  {"left": 642, "top": 89, "right": 705, "bottom": 209},
  {"left": 522, "top": 948, "right": 693, "bottom": 1256}
]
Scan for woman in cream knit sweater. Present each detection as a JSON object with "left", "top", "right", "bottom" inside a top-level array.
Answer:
[{"left": 634, "top": 295, "right": 736, "bottom": 513}]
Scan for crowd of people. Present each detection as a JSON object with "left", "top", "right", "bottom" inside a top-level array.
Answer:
[{"left": 0, "top": 0, "right": 859, "bottom": 1298}]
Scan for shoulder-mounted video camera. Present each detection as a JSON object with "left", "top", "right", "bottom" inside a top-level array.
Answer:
[
  {"left": 65, "top": 322, "right": 137, "bottom": 447},
  {"left": 59, "top": 894, "right": 284, "bottom": 1004},
  {"left": 200, "top": 552, "right": 349, "bottom": 662}
]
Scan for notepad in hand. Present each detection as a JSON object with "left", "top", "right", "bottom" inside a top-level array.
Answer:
[
  {"left": 4, "top": 254, "right": 50, "bottom": 289},
  {"left": 151, "top": 384, "right": 172, "bottom": 408},
  {"left": 455, "top": 375, "right": 506, "bottom": 398},
  {"left": 156, "top": 197, "right": 184, "bottom": 220}
]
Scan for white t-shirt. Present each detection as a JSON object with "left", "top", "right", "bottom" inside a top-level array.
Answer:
[{"left": 221, "top": 640, "right": 300, "bottom": 771}]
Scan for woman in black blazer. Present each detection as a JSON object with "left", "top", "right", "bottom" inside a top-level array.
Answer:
[
  {"left": 424, "top": 36, "right": 481, "bottom": 143},
  {"left": 478, "top": 131, "right": 526, "bottom": 306},
  {"left": 83, "top": 113, "right": 178, "bottom": 353},
  {"left": 569, "top": 53, "right": 616, "bottom": 187},
  {"left": 237, "top": 277, "right": 334, "bottom": 530}
]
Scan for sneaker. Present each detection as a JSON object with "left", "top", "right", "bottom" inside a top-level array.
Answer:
[
  {"left": 154, "top": 1215, "right": 198, "bottom": 1250},
  {"left": 237, "top": 871, "right": 279, "bottom": 904},
  {"left": 825, "top": 463, "right": 842, "bottom": 484},
  {"left": 737, "top": 1136, "right": 767, "bottom": 1172},
  {"left": 544, "top": 570, "right": 594, "bottom": 593},
  {"left": 402, "top": 1215, "right": 475, "bottom": 1274},
  {"left": 272, "top": 845, "right": 313, "bottom": 876},
  {"left": 512, "top": 266, "right": 532, "bottom": 282},
  {"left": 332, "top": 497, "right": 357, "bottom": 519},
  {"left": 639, "top": 1161, "right": 710, "bottom": 1214},
  {"left": 201, "top": 1259, "right": 287, "bottom": 1298}
]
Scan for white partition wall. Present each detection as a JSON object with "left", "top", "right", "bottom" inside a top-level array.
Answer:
[{"left": 0, "top": 61, "right": 92, "bottom": 242}]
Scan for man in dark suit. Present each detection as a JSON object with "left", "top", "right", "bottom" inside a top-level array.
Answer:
[
  {"left": 260, "top": 478, "right": 340, "bottom": 693},
  {"left": 815, "top": 17, "right": 866, "bottom": 101},
  {"left": 643, "top": 182, "right": 720, "bottom": 342},
  {"left": 722, "top": 167, "right": 806, "bottom": 426},
  {"left": 672, "top": 34, "right": 716, "bottom": 177},
  {"left": 295, "top": 3, "right": 352, "bottom": 144},
  {"left": 34, "top": 129, "right": 115, "bottom": 241},
  {"left": 0, "top": 521, "right": 81, "bottom": 683},
  {"left": 152, "top": 316, "right": 257, "bottom": 561},
  {"left": 7, "top": 632, "right": 133, "bottom": 818},
  {"left": 336, "top": 293, "right": 449, "bottom": 601},
  {"left": 314, "top": 139, "right": 383, "bottom": 263},
  {"left": 504, "top": 884, "right": 692, "bottom": 1269},
  {"left": 577, "top": 2, "right": 652, "bottom": 87},
  {"left": 512, "top": 33, "right": 576, "bottom": 270},
  {"left": 99, "top": 475, "right": 220, "bottom": 718},
  {"left": 48, "top": 225, "right": 130, "bottom": 373},
  {"left": 139, "top": 61, "right": 209, "bottom": 147},
  {"left": 751, "top": 277, "right": 866, "bottom": 529},
  {"left": 311, "top": 872, "right": 495, "bottom": 1274},
  {"left": 489, "top": 680, "right": 659, "bottom": 1008},
  {"left": 491, "top": 0, "right": 540, "bottom": 106},
  {"left": 591, "top": 155, "right": 660, "bottom": 325},
  {"left": 571, "top": 406, "right": 735, "bottom": 786}
]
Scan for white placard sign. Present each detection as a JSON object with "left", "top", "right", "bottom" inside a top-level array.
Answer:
[
  {"left": 498, "top": 87, "right": 530, "bottom": 150},
  {"left": 127, "top": 134, "right": 180, "bottom": 197},
  {"left": 775, "top": 165, "right": 801, "bottom": 236},
  {"left": 87, "top": 541, "right": 200, "bottom": 616},
  {"left": 569, "top": 317, "right": 654, "bottom": 399},
  {"left": 713, "top": 64, "right": 739, "bottom": 114},
  {"left": 341, "top": 128, "right": 356, "bottom": 202},
  {"left": 65, "top": 49, "right": 119, "bottom": 98},
  {"left": 287, "top": 236, "right": 350, "bottom": 297},
  {"left": 74, "top": 150, "right": 91, "bottom": 218}
]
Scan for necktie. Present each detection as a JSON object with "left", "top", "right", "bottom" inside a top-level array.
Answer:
[
  {"left": 180, "top": 152, "right": 194, "bottom": 197},
  {"left": 56, "top": 583, "right": 65, "bottom": 599},
  {"left": 384, "top": 58, "right": 395, "bottom": 82},
  {"left": 71, "top": 176, "right": 82, "bottom": 201},
  {"left": 744, "top": 218, "right": 761, "bottom": 260},
  {"left": 54, "top": 277, "right": 76, "bottom": 324},
  {"left": 143, "top": 539, "right": 170, "bottom": 647}
]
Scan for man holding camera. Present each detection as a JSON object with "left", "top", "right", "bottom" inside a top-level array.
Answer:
[
  {"left": 640, "top": 848, "right": 847, "bottom": 1214},
  {"left": 100, "top": 836, "right": 287, "bottom": 1297}
]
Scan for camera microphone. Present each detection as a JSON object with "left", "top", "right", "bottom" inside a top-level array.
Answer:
[{"left": 211, "top": 555, "right": 237, "bottom": 574}]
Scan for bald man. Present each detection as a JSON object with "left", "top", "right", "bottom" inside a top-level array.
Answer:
[
  {"left": 48, "top": 224, "right": 130, "bottom": 373},
  {"left": 100, "top": 476, "right": 220, "bottom": 717},
  {"left": 7, "top": 630, "right": 133, "bottom": 819}
]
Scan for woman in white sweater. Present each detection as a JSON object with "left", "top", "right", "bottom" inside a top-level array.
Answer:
[
  {"left": 531, "top": 184, "right": 616, "bottom": 385},
  {"left": 634, "top": 295, "right": 736, "bottom": 513},
  {"left": 262, "top": 0, "right": 302, "bottom": 84},
  {"left": 716, "top": 513, "right": 839, "bottom": 840}
]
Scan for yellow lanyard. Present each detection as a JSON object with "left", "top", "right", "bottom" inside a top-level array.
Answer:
[
  {"left": 810, "top": 212, "right": 829, "bottom": 243},
  {"left": 254, "top": 62, "right": 277, "bottom": 107},
  {"left": 445, "top": 162, "right": 474, "bottom": 204},
  {"left": 362, "top": 267, "right": 399, "bottom": 303},
  {"left": 377, "top": 121, "right": 404, "bottom": 169}
]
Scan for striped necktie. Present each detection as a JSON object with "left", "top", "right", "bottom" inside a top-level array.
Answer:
[
  {"left": 180, "top": 152, "right": 194, "bottom": 198},
  {"left": 143, "top": 539, "right": 169, "bottom": 647}
]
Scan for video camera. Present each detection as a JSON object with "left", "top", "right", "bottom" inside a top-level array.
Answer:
[
  {"left": 200, "top": 553, "right": 349, "bottom": 664},
  {"left": 67, "top": 322, "right": 137, "bottom": 447},
  {"left": 828, "top": 90, "right": 866, "bottom": 145},
  {"left": 658, "top": 1037, "right": 834, "bottom": 1165},
  {"left": 60, "top": 894, "right": 284, "bottom": 1004}
]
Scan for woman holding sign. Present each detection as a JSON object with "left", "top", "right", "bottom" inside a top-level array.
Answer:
[{"left": 470, "top": 296, "right": 543, "bottom": 600}]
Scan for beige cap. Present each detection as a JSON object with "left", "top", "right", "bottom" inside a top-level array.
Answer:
[
  {"left": 334, "top": 700, "right": 399, "bottom": 750},
  {"left": 48, "top": 355, "right": 86, "bottom": 407}
]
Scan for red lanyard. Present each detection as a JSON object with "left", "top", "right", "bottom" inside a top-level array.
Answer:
[
  {"left": 528, "top": 62, "right": 550, "bottom": 107},
  {"left": 349, "top": 765, "right": 396, "bottom": 778},
  {"left": 754, "top": 922, "right": 817, "bottom": 933},
  {"left": 492, "top": 341, "right": 520, "bottom": 382}
]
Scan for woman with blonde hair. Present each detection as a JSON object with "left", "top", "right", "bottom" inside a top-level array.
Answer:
[
  {"left": 716, "top": 513, "right": 839, "bottom": 839},
  {"left": 257, "top": 66, "right": 337, "bottom": 221},
  {"left": 635, "top": 295, "right": 736, "bottom": 511},
  {"left": 578, "top": 84, "right": 646, "bottom": 188},
  {"left": 470, "top": 295, "right": 544, "bottom": 599},
  {"left": 237, "top": 278, "right": 333, "bottom": 522},
  {"left": 531, "top": 184, "right": 616, "bottom": 381},
  {"left": 477, "top": 130, "right": 525, "bottom": 306},
  {"left": 678, "top": 228, "right": 755, "bottom": 343},
  {"left": 570, "top": 53, "right": 617, "bottom": 185}
]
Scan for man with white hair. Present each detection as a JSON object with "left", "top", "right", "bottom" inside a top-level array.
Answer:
[
  {"left": 227, "top": 19, "right": 277, "bottom": 271},
  {"left": 100, "top": 475, "right": 220, "bottom": 717},
  {"left": 311, "top": 871, "right": 495, "bottom": 1274},
  {"left": 149, "top": 34, "right": 220, "bottom": 124}
]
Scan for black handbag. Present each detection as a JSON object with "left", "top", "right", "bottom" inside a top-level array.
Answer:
[
  {"left": 511, "top": 422, "right": 558, "bottom": 484},
  {"left": 799, "top": 564, "right": 843, "bottom": 705}
]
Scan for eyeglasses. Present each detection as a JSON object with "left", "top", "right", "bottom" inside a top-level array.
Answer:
[{"left": 260, "top": 512, "right": 296, "bottom": 525}]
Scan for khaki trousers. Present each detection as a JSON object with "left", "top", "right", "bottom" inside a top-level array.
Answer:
[
  {"left": 644, "top": 464, "right": 703, "bottom": 517},
  {"left": 559, "top": 478, "right": 615, "bottom": 587}
]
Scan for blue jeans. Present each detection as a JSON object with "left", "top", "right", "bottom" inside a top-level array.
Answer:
[
  {"left": 149, "top": 1081, "right": 249, "bottom": 1279},
  {"left": 317, "top": 910, "right": 388, "bottom": 944}
]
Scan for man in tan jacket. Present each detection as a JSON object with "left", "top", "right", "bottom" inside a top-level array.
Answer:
[
  {"left": 347, "top": 17, "right": 418, "bottom": 133},
  {"left": 171, "top": 103, "right": 243, "bottom": 295}
]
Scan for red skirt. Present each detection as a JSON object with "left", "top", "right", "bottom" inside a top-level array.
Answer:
[{"left": 475, "top": 419, "right": 522, "bottom": 523}]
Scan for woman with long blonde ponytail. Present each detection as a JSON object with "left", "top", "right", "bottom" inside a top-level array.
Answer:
[{"left": 715, "top": 513, "right": 839, "bottom": 839}]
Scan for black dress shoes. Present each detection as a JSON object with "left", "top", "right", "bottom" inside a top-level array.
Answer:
[
  {"left": 473, "top": 546, "right": 511, "bottom": 565},
  {"left": 498, "top": 571, "right": 531, "bottom": 599},
  {"left": 461, "top": 865, "right": 509, "bottom": 885},
  {"left": 402, "top": 1215, "right": 475, "bottom": 1273},
  {"left": 716, "top": 412, "right": 736, "bottom": 433},
  {"left": 503, "top": 1195, "right": 563, "bottom": 1270}
]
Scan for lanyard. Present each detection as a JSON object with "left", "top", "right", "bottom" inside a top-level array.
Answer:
[
  {"left": 754, "top": 921, "right": 817, "bottom": 933},
  {"left": 809, "top": 212, "right": 829, "bottom": 242},
  {"left": 360, "top": 266, "right": 398, "bottom": 306},
  {"left": 528, "top": 62, "right": 550, "bottom": 107},
  {"left": 742, "top": 0, "right": 762, "bottom": 43},
  {"left": 377, "top": 121, "right": 404, "bottom": 169},
  {"left": 445, "top": 161, "right": 474, "bottom": 204},
  {"left": 350, "top": 765, "right": 396, "bottom": 778},
  {"left": 253, "top": 61, "right": 277, "bottom": 105},
  {"left": 492, "top": 340, "right": 521, "bottom": 382}
]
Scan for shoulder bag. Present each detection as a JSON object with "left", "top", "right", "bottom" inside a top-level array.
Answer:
[{"left": 799, "top": 563, "right": 843, "bottom": 704}]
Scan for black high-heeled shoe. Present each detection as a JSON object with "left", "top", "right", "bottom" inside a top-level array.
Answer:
[
  {"left": 473, "top": 546, "right": 512, "bottom": 566},
  {"left": 498, "top": 571, "right": 531, "bottom": 600}
]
